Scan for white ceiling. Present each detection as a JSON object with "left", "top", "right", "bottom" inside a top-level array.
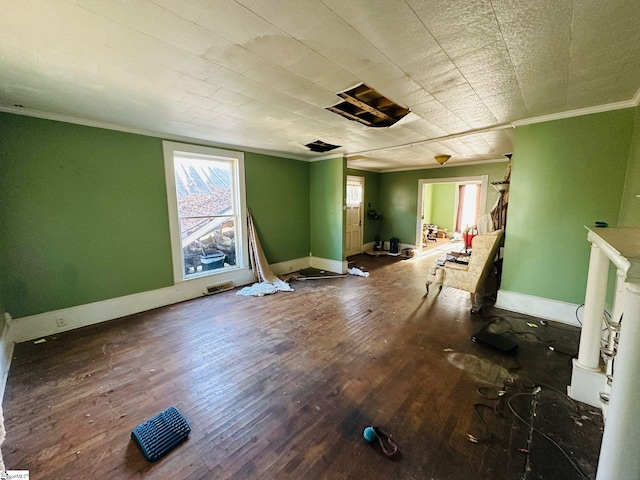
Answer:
[{"left": 1, "top": 0, "right": 639, "bottom": 171}]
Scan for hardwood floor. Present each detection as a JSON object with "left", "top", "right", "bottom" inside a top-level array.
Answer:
[{"left": 3, "top": 253, "right": 602, "bottom": 479}]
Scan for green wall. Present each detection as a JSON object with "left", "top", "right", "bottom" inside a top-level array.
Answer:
[
  {"left": 0, "top": 113, "right": 173, "bottom": 318},
  {"left": 0, "top": 280, "right": 5, "bottom": 334},
  {"left": 501, "top": 108, "right": 635, "bottom": 304},
  {"left": 245, "top": 153, "right": 310, "bottom": 263},
  {"left": 310, "top": 158, "right": 345, "bottom": 261},
  {"left": 0, "top": 113, "right": 312, "bottom": 318},
  {"left": 5, "top": 106, "right": 636, "bottom": 319},
  {"left": 378, "top": 162, "right": 509, "bottom": 245},
  {"left": 620, "top": 106, "right": 640, "bottom": 226},
  {"left": 422, "top": 183, "right": 433, "bottom": 225},
  {"left": 430, "top": 183, "right": 457, "bottom": 232},
  {"left": 346, "top": 168, "right": 380, "bottom": 243}
]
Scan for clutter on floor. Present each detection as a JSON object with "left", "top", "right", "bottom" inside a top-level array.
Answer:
[
  {"left": 240, "top": 209, "right": 293, "bottom": 295},
  {"left": 348, "top": 267, "right": 369, "bottom": 277}
]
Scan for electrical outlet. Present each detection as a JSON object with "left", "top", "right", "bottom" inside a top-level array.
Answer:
[{"left": 56, "top": 318, "right": 66, "bottom": 328}]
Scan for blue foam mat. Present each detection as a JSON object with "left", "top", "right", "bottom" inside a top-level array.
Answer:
[{"left": 131, "top": 406, "right": 191, "bottom": 462}]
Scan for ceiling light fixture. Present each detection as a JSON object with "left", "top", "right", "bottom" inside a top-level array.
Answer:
[{"left": 434, "top": 154, "right": 451, "bottom": 165}]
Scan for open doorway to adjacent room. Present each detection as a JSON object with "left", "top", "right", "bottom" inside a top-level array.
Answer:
[{"left": 416, "top": 176, "right": 488, "bottom": 255}]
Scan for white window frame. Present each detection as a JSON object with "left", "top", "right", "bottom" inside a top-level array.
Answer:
[{"left": 163, "top": 141, "right": 248, "bottom": 283}]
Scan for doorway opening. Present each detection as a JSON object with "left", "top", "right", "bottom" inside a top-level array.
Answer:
[{"left": 416, "top": 176, "right": 488, "bottom": 255}]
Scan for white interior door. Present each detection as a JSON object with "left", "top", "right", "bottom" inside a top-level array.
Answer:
[{"left": 346, "top": 176, "right": 364, "bottom": 256}]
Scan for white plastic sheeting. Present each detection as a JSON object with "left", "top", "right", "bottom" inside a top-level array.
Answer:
[{"left": 237, "top": 210, "right": 293, "bottom": 297}]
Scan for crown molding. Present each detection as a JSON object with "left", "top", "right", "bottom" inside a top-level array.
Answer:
[
  {"left": 373, "top": 157, "right": 510, "bottom": 173},
  {"left": 344, "top": 164, "right": 380, "bottom": 172},
  {"left": 0, "top": 106, "right": 312, "bottom": 162},
  {"left": 512, "top": 98, "right": 638, "bottom": 127}
]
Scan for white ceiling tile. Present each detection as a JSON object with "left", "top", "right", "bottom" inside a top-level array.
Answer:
[
  {"left": 571, "top": 0, "right": 640, "bottom": 56},
  {"left": 202, "top": 41, "right": 262, "bottom": 75},
  {"left": 407, "top": 0, "right": 503, "bottom": 57},
  {"left": 418, "top": 100, "right": 471, "bottom": 132},
  {"left": 323, "top": 0, "right": 442, "bottom": 58},
  {"left": 492, "top": 0, "right": 573, "bottom": 112},
  {"left": 196, "top": 0, "right": 284, "bottom": 46},
  {"left": 184, "top": 105, "right": 220, "bottom": 121},
  {"left": 409, "top": 55, "right": 468, "bottom": 95},
  {"left": 403, "top": 120, "right": 448, "bottom": 140},
  {"left": 1, "top": 0, "right": 112, "bottom": 47},
  {"left": 172, "top": 75, "right": 218, "bottom": 98},
  {"left": 149, "top": 0, "right": 214, "bottom": 24},
  {"left": 241, "top": 34, "right": 311, "bottom": 71},
  {"left": 566, "top": 75, "right": 626, "bottom": 109},
  {"left": 480, "top": 93, "right": 528, "bottom": 122},
  {"left": 105, "top": 23, "right": 218, "bottom": 80},
  {"left": 0, "top": 0, "right": 638, "bottom": 168},
  {"left": 205, "top": 68, "right": 254, "bottom": 93},
  {"left": 211, "top": 88, "right": 250, "bottom": 108},
  {"left": 79, "top": 0, "right": 167, "bottom": 36},
  {"left": 244, "top": 61, "right": 338, "bottom": 107},
  {"left": 236, "top": 0, "right": 411, "bottom": 89},
  {"left": 180, "top": 92, "right": 220, "bottom": 110}
]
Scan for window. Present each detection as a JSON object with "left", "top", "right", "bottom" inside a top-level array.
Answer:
[
  {"left": 346, "top": 180, "right": 363, "bottom": 206},
  {"left": 455, "top": 183, "right": 481, "bottom": 232},
  {"left": 163, "top": 141, "right": 247, "bottom": 282}
]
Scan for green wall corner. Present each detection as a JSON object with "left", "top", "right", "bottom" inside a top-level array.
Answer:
[
  {"left": 430, "top": 183, "right": 457, "bottom": 232},
  {"left": 619, "top": 106, "right": 640, "bottom": 226},
  {"left": 245, "top": 153, "right": 310, "bottom": 264},
  {"left": 0, "top": 113, "right": 313, "bottom": 317},
  {"left": 501, "top": 108, "right": 635, "bottom": 304},
  {"left": 311, "top": 157, "right": 345, "bottom": 262},
  {"left": 0, "top": 113, "right": 173, "bottom": 317},
  {"left": 421, "top": 183, "right": 433, "bottom": 225}
]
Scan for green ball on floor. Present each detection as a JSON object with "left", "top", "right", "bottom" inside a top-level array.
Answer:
[{"left": 363, "top": 426, "right": 377, "bottom": 442}]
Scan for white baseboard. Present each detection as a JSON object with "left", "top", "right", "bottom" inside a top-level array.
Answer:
[
  {"left": 310, "top": 256, "right": 348, "bottom": 274},
  {"left": 270, "top": 257, "right": 310, "bottom": 276},
  {"left": 7, "top": 256, "right": 317, "bottom": 344},
  {"left": 9, "top": 267, "right": 257, "bottom": 344},
  {"left": 496, "top": 290, "right": 582, "bottom": 326},
  {"left": 0, "top": 322, "right": 14, "bottom": 403}
]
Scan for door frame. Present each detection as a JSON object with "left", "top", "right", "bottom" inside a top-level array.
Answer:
[
  {"left": 416, "top": 175, "right": 488, "bottom": 255},
  {"left": 346, "top": 175, "right": 365, "bottom": 256}
]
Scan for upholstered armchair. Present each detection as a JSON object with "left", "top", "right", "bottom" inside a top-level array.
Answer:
[{"left": 425, "top": 229, "right": 504, "bottom": 312}]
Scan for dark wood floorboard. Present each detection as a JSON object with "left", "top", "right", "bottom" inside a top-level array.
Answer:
[{"left": 3, "top": 253, "right": 602, "bottom": 479}]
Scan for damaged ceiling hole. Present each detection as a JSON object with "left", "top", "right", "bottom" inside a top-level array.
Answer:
[
  {"left": 305, "top": 139, "right": 341, "bottom": 153},
  {"left": 326, "top": 83, "right": 410, "bottom": 128}
]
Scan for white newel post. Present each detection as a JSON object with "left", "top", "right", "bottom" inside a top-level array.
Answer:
[
  {"left": 572, "top": 227, "right": 640, "bottom": 480},
  {"left": 596, "top": 282, "right": 640, "bottom": 480},
  {"left": 577, "top": 244, "right": 609, "bottom": 371}
]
